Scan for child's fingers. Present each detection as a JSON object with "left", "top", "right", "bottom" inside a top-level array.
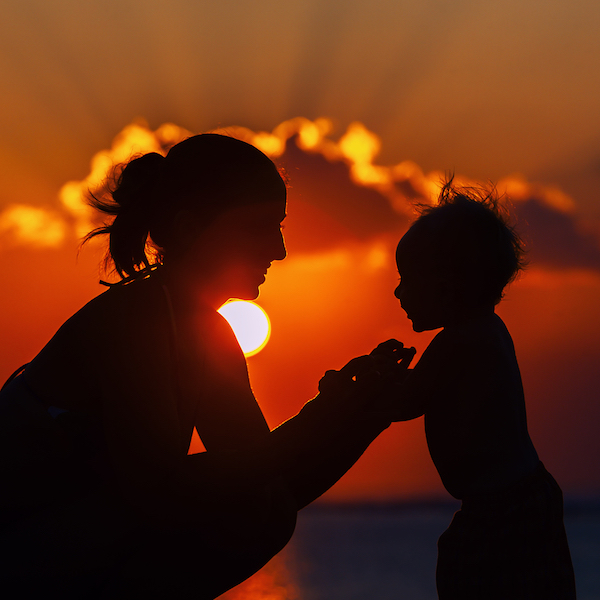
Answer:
[{"left": 371, "top": 341, "right": 417, "bottom": 372}]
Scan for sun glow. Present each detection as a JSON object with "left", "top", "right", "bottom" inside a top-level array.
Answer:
[{"left": 218, "top": 300, "right": 271, "bottom": 357}]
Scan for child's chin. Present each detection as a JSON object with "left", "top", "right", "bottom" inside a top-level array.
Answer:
[{"left": 411, "top": 319, "right": 438, "bottom": 333}]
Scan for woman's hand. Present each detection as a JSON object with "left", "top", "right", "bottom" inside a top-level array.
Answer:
[
  {"left": 317, "top": 355, "right": 382, "bottom": 414},
  {"left": 315, "top": 342, "right": 418, "bottom": 419},
  {"left": 318, "top": 355, "right": 379, "bottom": 391}
]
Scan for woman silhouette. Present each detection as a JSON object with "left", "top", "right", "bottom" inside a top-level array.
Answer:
[{"left": 0, "top": 134, "right": 390, "bottom": 599}]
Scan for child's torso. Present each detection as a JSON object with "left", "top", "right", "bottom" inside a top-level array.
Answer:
[{"left": 423, "top": 314, "right": 539, "bottom": 499}]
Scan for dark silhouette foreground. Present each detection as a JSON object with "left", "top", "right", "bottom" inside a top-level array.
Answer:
[
  {"left": 371, "top": 181, "right": 576, "bottom": 599},
  {"left": 0, "top": 134, "right": 391, "bottom": 599}
]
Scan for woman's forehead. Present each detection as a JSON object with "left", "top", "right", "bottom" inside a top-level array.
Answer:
[{"left": 217, "top": 197, "right": 286, "bottom": 223}]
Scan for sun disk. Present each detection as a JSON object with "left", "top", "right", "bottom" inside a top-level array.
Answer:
[{"left": 217, "top": 300, "right": 271, "bottom": 357}]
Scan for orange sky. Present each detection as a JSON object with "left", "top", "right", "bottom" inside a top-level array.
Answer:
[{"left": 1, "top": 1, "right": 600, "bottom": 501}]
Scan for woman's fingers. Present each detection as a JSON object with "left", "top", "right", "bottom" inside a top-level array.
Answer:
[
  {"left": 370, "top": 339, "right": 404, "bottom": 356},
  {"left": 319, "top": 356, "right": 381, "bottom": 396},
  {"left": 397, "top": 346, "right": 417, "bottom": 369},
  {"left": 339, "top": 355, "right": 377, "bottom": 378},
  {"left": 318, "top": 369, "right": 345, "bottom": 393}
]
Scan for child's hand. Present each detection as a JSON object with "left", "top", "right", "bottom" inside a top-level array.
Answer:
[{"left": 370, "top": 339, "right": 416, "bottom": 383}]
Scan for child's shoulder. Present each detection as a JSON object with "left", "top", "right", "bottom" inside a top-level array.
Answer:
[
  {"left": 443, "top": 312, "right": 509, "bottom": 341},
  {"left": 426, "top": 313, "right": 512, "bottom": 362},
  {"left": 440, "top": 313, "right": 518, "bottom": 371}
]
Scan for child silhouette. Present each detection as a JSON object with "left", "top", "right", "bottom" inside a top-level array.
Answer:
[{"left": 373, "top": 181, "right": 576, "bottom": 599}]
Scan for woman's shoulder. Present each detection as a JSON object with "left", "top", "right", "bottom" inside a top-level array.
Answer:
[
  {"left": 79, "top": 275, "right": 166, "bottom": 325},
  {"left": 32, "top": 276, "right": 171, "bottom": 375}
]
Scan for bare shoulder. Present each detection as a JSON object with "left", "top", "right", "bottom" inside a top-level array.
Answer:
[
  {"left": 414, "top": 325, "right": 470, "bottom": 374},
  {"left": 442, "top": 313, "right": 515, "bottom": 356}
]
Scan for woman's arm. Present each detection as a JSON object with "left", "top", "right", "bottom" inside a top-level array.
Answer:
[
  {"left": 185, "top": 355, "right": 392, "bottom": 511},
  {"left": 260, "top": 356, "right": 394, "bottom": 509}
]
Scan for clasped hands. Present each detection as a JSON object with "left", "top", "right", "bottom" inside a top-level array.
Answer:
[{"left": 317, "top": 339, "right": 416, "bottom": 417}]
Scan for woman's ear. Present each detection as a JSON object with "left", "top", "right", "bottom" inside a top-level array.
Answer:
[{"left": 169, "top": 209, "right": 202, "bottom": 253}]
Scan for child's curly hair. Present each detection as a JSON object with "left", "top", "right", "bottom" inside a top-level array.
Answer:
[{"left": 408, "top": 178, "right": 527, "bottom": 306}]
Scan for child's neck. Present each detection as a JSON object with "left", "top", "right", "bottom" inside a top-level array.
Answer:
[{"left": 443, "top": 303, "right": 496, "bottom": 329}]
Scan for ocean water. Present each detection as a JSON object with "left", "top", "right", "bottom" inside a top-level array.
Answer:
[{"left": 220, "top": 500, "right": 600, "bottom": 600}]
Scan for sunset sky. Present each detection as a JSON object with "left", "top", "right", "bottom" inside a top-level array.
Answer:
[{"left": 1, "top": 0, "right": 599, "bottom": 501}]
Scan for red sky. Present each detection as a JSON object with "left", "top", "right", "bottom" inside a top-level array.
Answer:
[{"left": 1, "top": 120, "right": 599, "bottom": 501}]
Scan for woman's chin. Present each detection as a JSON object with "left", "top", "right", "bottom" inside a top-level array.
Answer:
[{"left": 233, "top": 284, "right": 262, "bottom": 302}]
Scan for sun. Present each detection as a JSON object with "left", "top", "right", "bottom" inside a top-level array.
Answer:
[{"left": 217, "top": 300, "right": 271, "bottom": 357}]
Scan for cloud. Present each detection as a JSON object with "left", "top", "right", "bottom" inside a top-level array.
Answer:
[
  {"left": 514, "top": 199, "right": 600, "bottom": 271},
  {"left": 489, "top": 175, "right": 600, "bottom": 271},
  {"left": 275, "top": 123, "right": 600, "bottom": 275},
  {"left": 0, "top": 204, "right": 67, "bottom": 248},
  {"left": 274, "top": 121, "right": 600, "bottom": 276},
  {"left": 279, "top": 137, "right": 407, "bottom": 253},
  {"left": 0, "top": 120, "right": 193, "bottom": 250},
  {"left": 2, "top": 117, "right": 599, "bottom": 276}
]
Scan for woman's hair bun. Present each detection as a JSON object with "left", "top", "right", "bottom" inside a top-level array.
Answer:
[{"left": 112, "top": 152, "right": 165, "bottom": 210}]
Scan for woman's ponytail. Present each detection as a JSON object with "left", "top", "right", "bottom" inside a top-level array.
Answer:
[{"left": 84, "top": 152, "right": 166, "bottom": 279}]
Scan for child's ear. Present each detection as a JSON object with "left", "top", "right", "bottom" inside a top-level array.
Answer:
[{"left": 438, "top": 276, "right": 460, "bottom": 310}]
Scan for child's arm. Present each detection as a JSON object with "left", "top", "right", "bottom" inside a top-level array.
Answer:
[
  {"left": 370, "top": 332, "right": 458, "bottom": 422},
  {"left": 369, "top": 340, "right": 425, "bottom": 421}
]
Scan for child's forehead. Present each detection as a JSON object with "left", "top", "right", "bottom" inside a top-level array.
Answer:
[
  {"left": 396, "top": 229, "right": 438, "bottom": 271},
  {"left": 396, "top": 228, "right": 427, "bottom": 257}
]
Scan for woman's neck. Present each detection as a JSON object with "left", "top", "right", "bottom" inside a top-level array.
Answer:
[{"left": 157, "top": 263, "right": 227, "bottom": 313}]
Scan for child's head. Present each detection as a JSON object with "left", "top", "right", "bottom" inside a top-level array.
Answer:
[{"left": 394, "top": 180, "right": 526, "bottom": 331}]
